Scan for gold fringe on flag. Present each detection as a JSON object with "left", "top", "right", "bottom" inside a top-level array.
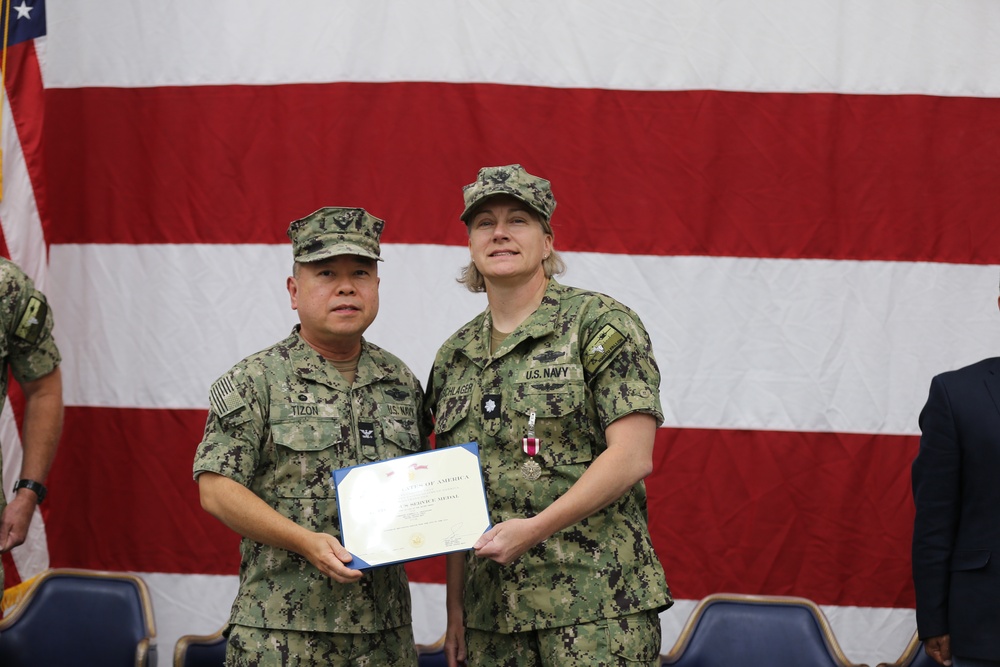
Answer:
[{"left": 1, "top": 573, "right": 39, "bottom": 615}]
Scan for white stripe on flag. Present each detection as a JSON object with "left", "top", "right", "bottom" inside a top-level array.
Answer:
[
  {"left": 49, "top": 243, "right": 996, "bottom": 437},
  {"left": 46, "top": 0, "right": 1000, "bottom": 97}
]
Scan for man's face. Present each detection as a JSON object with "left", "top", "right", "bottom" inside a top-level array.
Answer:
[{"left": 288, "top": 255, "right": 380, "bottom": 350}]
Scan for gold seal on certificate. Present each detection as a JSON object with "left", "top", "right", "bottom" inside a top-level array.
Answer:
[{"left": 333, "top": 443, "right": 491, "bottom": 569}]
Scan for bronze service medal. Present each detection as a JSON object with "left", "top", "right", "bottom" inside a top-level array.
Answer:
[{"left": 521, "top": 410, "right": 542, "bottom": 480}]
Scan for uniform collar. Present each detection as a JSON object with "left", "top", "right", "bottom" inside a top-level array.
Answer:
[
  {"left": 448, "top": 280, "right": 565, "bottom": 367},
  {"left": 286, "top": 325, "right": 384, "bottom": 389}
]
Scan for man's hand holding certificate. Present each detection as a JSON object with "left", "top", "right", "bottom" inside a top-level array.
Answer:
[{"left": 333, "top": 442, "right": 491, "bottom": 569}]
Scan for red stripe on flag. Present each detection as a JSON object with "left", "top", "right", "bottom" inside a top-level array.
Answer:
[
  {"left": 4, "top": 40, "right": 49, "bottom": 229},
  {"left": 45, "top": 83, "right": 1000, "bottom": 264},
  {"left": 44, "top": 407, "right": 916, "bottom": 608},
  {"left": 44, "top": 406, "right": 240, "bottom": 575},
  {"left": 649, "top": 427, "right": 917, "bottom": 608}
]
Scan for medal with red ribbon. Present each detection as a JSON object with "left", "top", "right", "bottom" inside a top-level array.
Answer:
[{"left": 521, "top": 410, "right": 542, "bottom": 480}]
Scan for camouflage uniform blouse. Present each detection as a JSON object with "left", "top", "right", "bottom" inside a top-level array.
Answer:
[
  {"left": 0, "top": 258, "right": 61, "bottom": 588},
  {"left": 426, "top": 280, "right": 672, "bottom": 633},
  {"left": 193, "top": 327, "right": 431, "bottom": 633}
]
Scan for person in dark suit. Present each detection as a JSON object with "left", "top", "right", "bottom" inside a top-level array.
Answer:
[{"left": 912, "top": 282, "right": 1000, "bottom": 667}]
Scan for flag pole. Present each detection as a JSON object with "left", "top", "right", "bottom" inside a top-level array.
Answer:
[{"left": 0, "top": 0, "right": 12, "bottom": 200}]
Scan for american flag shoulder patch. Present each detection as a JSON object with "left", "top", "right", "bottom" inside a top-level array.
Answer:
[{"left": 209, "top": 376, "right": 246, "bottom": 417}]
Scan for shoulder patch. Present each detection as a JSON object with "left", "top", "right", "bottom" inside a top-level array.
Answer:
[
  {"left": 582, "top": 324, "right": 626, "bottom": 373},
  {"left": 209, "top": 376, "right": 246, "bottom": 418},
  {"left": 14, "top": 295, "right": 47, "bottom": 344}
]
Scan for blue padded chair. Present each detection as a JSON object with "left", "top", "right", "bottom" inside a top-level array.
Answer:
[
  {"left": 173, "top": 627, "right": 227, "bottom": 667},
  {"left": 661, "top": 593, "right": 867, "bottom": 667},
  {"left": 876, "top": 632, "right": 940, "bottom": 667},
  {"left": 0, "top": 568, "right": 157, "bottom": 667},
  {"left": 416, "top": 634, "right": 447, "bottom": 667}
]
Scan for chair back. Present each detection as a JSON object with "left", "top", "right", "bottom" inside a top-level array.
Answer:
[
  {"left": 0, "top": 568, "right": 157, "bottom": 667},
  {"left": 173, "top": 628, "right": 227, "bottom": 667},
  {"left": 661, "top": 593, "right": 867, "bottom": 667}
]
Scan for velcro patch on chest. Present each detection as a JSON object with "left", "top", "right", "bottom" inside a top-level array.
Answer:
[
  {"left": 481, "top": 394, "right": 501, "bottom": 419},
  {"left": 582, "top": 324, "right": 626, "bottom": 373},
  {"left": 14, "top": 296, "right": 47, "bottom": 344},
  {"left": 384, "top": 402, "right": 417, "bottom": 419},
  {"left": 209, "top": 376, "right": 246, "bottom": 418},
  {"left": 358, "top": 421, "right": 376, "bottom": 446}
]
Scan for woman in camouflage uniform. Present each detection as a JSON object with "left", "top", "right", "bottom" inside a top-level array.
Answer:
[{"left": 426, "top": 165, "right": 672, "bottom": 667}]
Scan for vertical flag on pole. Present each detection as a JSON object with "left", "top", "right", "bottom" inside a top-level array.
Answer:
[{"left": 0, "top": 0, "right": 49, "bottom": 593}]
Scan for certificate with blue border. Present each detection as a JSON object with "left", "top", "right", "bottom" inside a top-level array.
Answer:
[{"left": 332, "top": 442, "right": 491, "bottom": 569}]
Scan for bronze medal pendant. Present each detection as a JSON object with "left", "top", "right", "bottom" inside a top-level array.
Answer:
[{"left": 521, "top": 458, "right": 542, "bottom": 481}]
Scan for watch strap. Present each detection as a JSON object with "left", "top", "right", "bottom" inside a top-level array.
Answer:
[{"left": 14, "top": 479, "right": 47, "bottom": 503}]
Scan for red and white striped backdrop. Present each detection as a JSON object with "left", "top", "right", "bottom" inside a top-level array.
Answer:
[{"left": 10, "top": 1, "right": 1000, "bottom": 663}]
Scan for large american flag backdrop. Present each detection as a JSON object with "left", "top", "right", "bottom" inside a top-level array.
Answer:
[{"left": 3, "top": 1, "right": 999, "bottom": 663}]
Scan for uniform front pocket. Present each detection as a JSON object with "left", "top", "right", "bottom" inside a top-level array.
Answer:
[
  {"left": 509, "top": 380, "right": 593, "bottom": 467},
  {"left": 433, "top": 384, "right": 474, "bottom": 437},
  {"left": 271, "top": 419, "right": 349, "bottom": 498}
]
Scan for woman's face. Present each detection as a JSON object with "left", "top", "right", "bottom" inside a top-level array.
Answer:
[{"left": 467, "top": 195, "right": 553, "bottom": 287}]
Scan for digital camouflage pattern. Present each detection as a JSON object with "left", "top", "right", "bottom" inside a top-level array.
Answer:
[
  {"left": 0, "top": 257, "right": 60, "bottom": 591},
  {"left": 460, "top": 164, "right": 557, "bottom": 222},
  {"left": 0, "top": 258, "right": 60, "bottom": 414},
  {"left": 287, "top": 206, "right": 385, "bottom": 263},
  {"left": 426, "top": 280, "right": 672, "bottom": 634},
  {"left": 193, "top": 326, "right": 432, "bottom": 635},
  {"left": 464, "top": 609, "right": 662, "bottom": 667},
  {"left": 226, "top": 623, "right": 418, "bottom": 667}
]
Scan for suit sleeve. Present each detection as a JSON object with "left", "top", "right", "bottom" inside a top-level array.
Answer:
[{"left": 911, "top": 374, "right": 962, "bottom": 640}]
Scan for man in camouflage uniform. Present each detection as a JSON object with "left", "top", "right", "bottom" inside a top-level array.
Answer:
[
  {"left": 0, "top": 257, "right": 63, "bottom": 592},
  {"left": 426, "top": 165, "right": 672, "bottom": 666},
  {"left": 194, "top": 208, "right": 431, "bottom": 666}
]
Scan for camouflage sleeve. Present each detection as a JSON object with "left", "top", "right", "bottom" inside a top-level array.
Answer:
[
  {"left": 193, "top": 364, "right": 267, "bottom": 485},
  {"left": 424, "top": 346, "right": 459, "bottom": 448},
  {"left": 413, "top": 377, "right": 434, "bottom": 452},
  {"left": 424, "top": 353, "right": 443, "bottom": 426},
  {"left": 4, "top": 278, "right": 61, "bottom": 385},
  {"left": 579, "top": 300, "right": 664, "bottom": 430}
]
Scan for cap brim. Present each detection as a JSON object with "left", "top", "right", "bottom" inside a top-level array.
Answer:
[
  {"left": 460, "top": 191, "right": 548, "bottom": 222},
  {"left": 296, "top": 243, "right": 382, "bottom": 263}
]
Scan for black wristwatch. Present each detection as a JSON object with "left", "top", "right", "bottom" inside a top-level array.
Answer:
[{"left": 14, "top": 479, "right": 47, "bottom": 503}]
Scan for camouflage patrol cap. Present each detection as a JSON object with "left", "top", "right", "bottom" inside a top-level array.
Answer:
[
  {"left": 460, "top": 164, "right": 556, "bottom": 223},
  {"left": 287, "top": 207, "right": 384, "bottom": 263}
]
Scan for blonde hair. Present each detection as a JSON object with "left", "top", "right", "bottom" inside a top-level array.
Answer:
[{"left": 457, "top": 212, "right": 566, "bottom": 293}]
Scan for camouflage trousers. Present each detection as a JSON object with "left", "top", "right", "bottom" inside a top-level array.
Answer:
[
  {"left": 464, "top": 610, "right": 662, "bottom": 667},
  {"left": 226, "top": 623, "right": 418, "bottom": 667}
]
